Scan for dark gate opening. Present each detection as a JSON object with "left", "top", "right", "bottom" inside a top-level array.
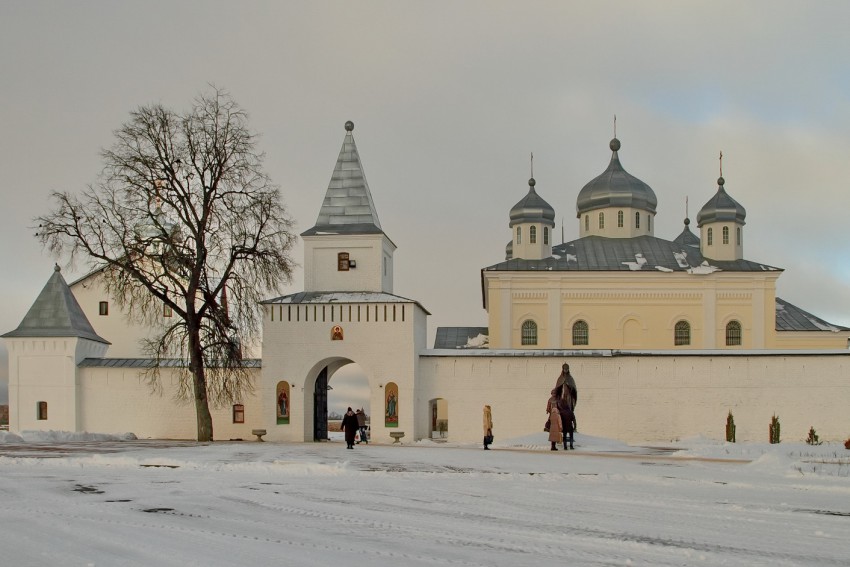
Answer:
[{"left": 313, "top": 367, "right": 328, "bottom": 441}]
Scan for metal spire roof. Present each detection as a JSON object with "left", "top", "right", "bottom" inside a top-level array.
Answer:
[
  {"left": 697, "top": 177, "right": 746, "bottom": 226},
  {"left": 509, "top": 178, "right": 555, "bottom": 227},
  {"left": 301, "top": 121, "right": 384, "bottom": 237},
  {"left": 2, "top": 265, "right": 109, "bottom": 344},
  {"left": 672, "top": 218, "right": 701, "bottom": 249}
]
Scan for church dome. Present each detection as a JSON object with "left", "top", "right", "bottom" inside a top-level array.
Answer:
[
  {"left": 696, "top": 177, "right": 746, "bottom": 226},
  {"left": 509, "top": 178, "right": 555, "bottom": 228},
  {"left": 576, "top": 138, "right": 657, "bottom": 217}
]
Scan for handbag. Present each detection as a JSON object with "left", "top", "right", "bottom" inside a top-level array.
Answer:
[
  {"left": 544, "top": 418, "right": 550, "bottom": 432},
  {"left": 484, "top": 434, "right": 494, "bottom": 445}
]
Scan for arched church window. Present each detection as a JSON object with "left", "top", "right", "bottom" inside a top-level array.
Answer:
[
  {"left": 726, "top": 320, "right": 742, "bottom": 346},
  {"left": 516, "top": 226, "right": 522, "bottom": 244},
  {"left": 736, "top": 227, "right": 741, "bottom": 246},
  {"left": 635, "top": 212, "right": 640, "bottom": 229},
  {"left": 707, "top": 228, "right": 713, "bottom": 246},
  {"left": 674, "top": 320, "right": 691, "bottom": 346},
  {"left": 529, "top": 226, "right": 537, "bottom": 244},
  {"left": 647, "top": 214, "right": 651, "bottom": 232},
  {"left": 543, "top": 226, "right": 549, "bottom": 245},
  {"left": 277, "top": 381, "right": 290, "bottom": 424},
  {"left": 617, "top": 210, "right": 624, "bottom": 228},
  {"left": 521, "top": 320, "right": 538, "bottom": 345},
  {"left": 722, "top": 226, "right": 729, "bottom": 244},
  {"left": 584, "top": 215, "right": 589, "bottom": 232},
  {"left": 598, "top": 212, "right": 605, "bottom": 229},
  {"left": 572, "top": 320, "right": 589, "bottom": 346}
]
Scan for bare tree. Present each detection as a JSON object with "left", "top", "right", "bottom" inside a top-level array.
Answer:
[{"left": 35, "top": 88, "right": 296, "bottom": 441}]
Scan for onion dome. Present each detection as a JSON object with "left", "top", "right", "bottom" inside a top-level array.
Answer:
[
  {"left": 696, "top": 177, "right": 746, "bottom": 226},
  {"left": 505, "top": 240, "right": 513, "bottom": 261},
  {"left": 673, "top": 217, "right": 700, "bottom": 248},
  {"left": 576, "top": 138, "right": 657, "bottom": 217},
  {"left": 509, "top": 178, "right": 555, "bottom": 228}
]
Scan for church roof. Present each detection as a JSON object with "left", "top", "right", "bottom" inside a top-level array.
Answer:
[
  {"left": 672, "top": 218, "right": 701, "bottom": 249},
  {"left": 433, "top": 327, "right": 489, "bottom": 349},
  {"left": 775, "top": 298, "right": 850, "bottom": 332},
  {"left": 576, "top": 138, "right": 657, "bottom": 217},
  {"left": 261, "top": 291, "right": 431, "bottom": 315},
  {"left": 484, "top": 235, "right": 782, "bottom": 273},
  {"left": 301, "top": 121, "right": 385, "bottom": 238},
  {"left": 509, "top": 178, "right": 555, "bottom": 227},
  {"left": 2, "top": 265, "right": 109, "bottom": 344},
  {"left": 697, "top": 177, "right": 746, "bottom": 226}
]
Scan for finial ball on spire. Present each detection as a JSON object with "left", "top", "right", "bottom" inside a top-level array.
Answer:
[
  {"left": 54, "top": 263, "right": 61, "bottom": 272},
  {"left": 610, "top": 138, "right": 621, "bottom": 152},
  {"left": 528, "top": 177, "right": 536, "bottom": 187},
  {"left": 684, "top": 217, "right": 690, "bottom": 226},
  {"left": 344, "top": 120, "right": 354, "bottom": 132},
  {"left": 717, "top": 176, "right": 725, "bottom": 187}
]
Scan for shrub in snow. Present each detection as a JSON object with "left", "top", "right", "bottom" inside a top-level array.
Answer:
[
  {"left": 844, "top": 438, "right": 850, "bottom": 450},
  {"left": 769, "top": 414, "right": 781, "bottom": 444},
  {"left": 806, "top": 427, "right": 821, "bottom": 446},
  {"left": 725, "top": 411, "right": 736, "bottom": 443}
]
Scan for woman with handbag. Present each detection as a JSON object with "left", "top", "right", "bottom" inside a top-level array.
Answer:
[
  {"left": 547, "top": 389, "right": 563, "bottom": 451},
  {"left": 483, "top": 405, "right": 493, "bottom": 450}
]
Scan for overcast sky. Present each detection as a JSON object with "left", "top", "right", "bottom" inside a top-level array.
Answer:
[{"left": 2, "top": 2, "right": 850, "bottom": 398}]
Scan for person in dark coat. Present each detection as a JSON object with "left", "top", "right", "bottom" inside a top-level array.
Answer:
[
  {"left": 555, "top": 363, "right": 578, "bottom": 411},
  {"left": 355, "top": 408, "right": 368, "bottom": 444},
  {"left": 341, "top": 407, "right": 359, "bottom": 449},
  {"left": 557, "top": 397, "right": 577, "bottom": 450}
]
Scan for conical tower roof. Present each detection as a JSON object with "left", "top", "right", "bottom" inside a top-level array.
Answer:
[
  {"left": 576, "top": 138, "right": 657, "bottom": 217},
  {"left": 509, "top": 178, "right": 555, "bottom": 227},
  {"left": 673, "top": 217, "right": 701, "bottom": 248},
  {"left": 301, "top": 121, "right": 384, "bottom": 237},
  {"left": 696, "top": 177, "right": 746, "bottom": 226},
  {"left": 2, "top": 265, "right": 109, "bottom": 344}
]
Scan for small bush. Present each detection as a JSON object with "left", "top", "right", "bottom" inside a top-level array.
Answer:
[
  {"left": 725, "top": 411, "right": 736, "bottom": 443},
  {"left": 806, "top": 426, "right": 822, "bottom": 446},
  {"left": 844, "top": 438, "right": 850, "bottom": 450},
  {"left": 769, "top": 414, "right": 781, "bottom": 444}
]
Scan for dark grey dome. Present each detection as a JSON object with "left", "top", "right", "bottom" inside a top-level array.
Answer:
[
  {"left": 509, "top": 178, "right": 555, "bottom": 228},
  {"left": 696, "top": 177, "right": 746, "bottom": 226},
  {"left": 673, "top": 218, "right": 701, "bottom": 249},
  {"left": 505, "top": 239, "right": 513, "bottom": 260},
  {"left": 576, "top": 139, "right": 657, "bottom": 217}
]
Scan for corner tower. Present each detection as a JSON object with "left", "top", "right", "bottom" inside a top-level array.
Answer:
[
  {"left": 576, "top": 138, "right": 657, "bottom": 238},
  {"left": 301, "top": 121, "right": 396, "bottom": 293}
]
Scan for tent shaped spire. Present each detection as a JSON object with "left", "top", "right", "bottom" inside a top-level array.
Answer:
[
  {"left": 301, "top": 121, "right": 385, "bottom": 237},
  {"left": 2, "top": 265, "right": 109, "bottom": 344}
]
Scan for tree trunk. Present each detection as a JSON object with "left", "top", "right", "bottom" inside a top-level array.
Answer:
[{"left": 188, "top": 322, "right": 214, "bottom": 442}]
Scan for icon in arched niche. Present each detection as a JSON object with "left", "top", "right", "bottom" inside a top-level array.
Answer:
[
  {"left": 276, "top": 381, "right": 290, "bottom": 425},
  {"left": 331, "top": 325, "right": 343, "bottom": 340},
  {"left": 385, "top": 382, "right": 398, "bottom": 427}
]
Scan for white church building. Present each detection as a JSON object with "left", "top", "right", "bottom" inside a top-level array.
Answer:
[{"left": 5, "top": 122, "right": 850, "bottom": 444}]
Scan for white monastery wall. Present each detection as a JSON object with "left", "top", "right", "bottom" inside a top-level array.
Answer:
[{"left": 418, "top": 351, "right": 850, "bottom": 444}]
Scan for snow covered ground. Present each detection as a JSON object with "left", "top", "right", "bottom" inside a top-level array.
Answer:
[{"left": 1, "top": 431, "right": 849, "bottom": 566}]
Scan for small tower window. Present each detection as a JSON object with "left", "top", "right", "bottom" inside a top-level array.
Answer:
[
  {"left": 521, "top": 320, "right": 538, "bottom": 346},
  {"left": 232, "top": 404, "right": 245, "bottom": 424},
  {"left": 726, "top": 321, "right": 742, "bottom": 346},
  {"left": 543, "top": 227, "right": 549, "bottom": 245},
  {"left": 722, "top": 226, "right": 729, "bottom": 244},
  {"left": 635, "top": 212, "right": 640, "bottom": 229},
  {"left": 584, "top": 215, "right": 589, "bottom": 232},
  {"left": 674, "top": 320, "right": 691, "bottom": 346},
  {"left": 647, "top": 215, "right": 651, "bottom": 232},
  {"left": 163, "top": 304, "right": 173, "bottom": 318},
  {"left": 516, "top": 226, "right": 522, "bottom": 245},
  {"left": 37, "top": 401, "right": 48, "bottom": 420},
  {"left": 617, "top": 210, "right": 624, "bottom": 228},
  {"left": 572, "top": 320, "right": 589, "bottom": 346},
  {"left": 99, "top": 301, "right": 109, "bottom": 316},
  {"left": 707, "top": 228, "right": 713, "bottom": 246},
  {"left": 529, "top": 226, "right": 537, "bottom": 244},
  {"left": 736, "top": 227, "right": 741, "bottom": 246},
  {"left": 338, "top": 252, "right": 350, "bottom": 271},
  {"left": 598, "top": 212, "right": 605, "bottom": 229}
]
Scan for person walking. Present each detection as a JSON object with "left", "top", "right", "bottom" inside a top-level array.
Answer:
[
  {"left": 482, "top": 405, "right": 493, "bottom": 450},
  {"left": 341, "top": 407, "right": 359, "bottom": 449},
  {"left": 546, "top": 390, "right": 562, "bottom": 451},
  {"left": 355, "top": 408, "right": 368, "bottom": 444}
]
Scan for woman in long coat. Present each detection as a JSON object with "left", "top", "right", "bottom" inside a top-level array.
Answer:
[
  {"left": 546, "top": 390, "right": 562, "bottom": 451},
  {"left": 482, "top": 405, "right": 493, "bottom": 450}
]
